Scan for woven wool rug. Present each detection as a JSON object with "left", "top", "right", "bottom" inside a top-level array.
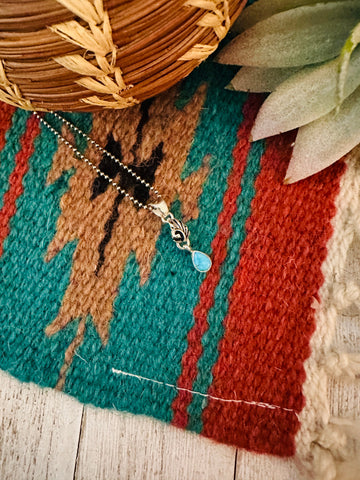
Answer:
[{"left": 0, "top": 60, "right": 359, "bottom": 478}]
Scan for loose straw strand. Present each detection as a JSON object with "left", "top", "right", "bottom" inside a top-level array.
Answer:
[
  {"left": 0, "top": 60, "right": 33, "bottom": 110},
  {"left": 180, "top": 0, "right": 230, "bottom": 61},
  {"left": 50, "top": 0, "right": 138, "bottom": 109}
]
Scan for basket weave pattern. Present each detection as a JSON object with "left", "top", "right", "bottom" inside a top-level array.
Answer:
[{"left": 0, "top": 0, "right": 246, "bottom": 111}]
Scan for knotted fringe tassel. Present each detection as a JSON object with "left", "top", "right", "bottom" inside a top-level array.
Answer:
[
  {"left": 309, "top": 419, "right": 360, "bottom": 480},
  {"left": 322, "top": 351, "right": 360, "bottom": 380},
  {"left": 320, "top": 281, "right": 360, "bottom": 379},
  {"left": 296, "top": 149, "right": 360, "bottom": 480}
]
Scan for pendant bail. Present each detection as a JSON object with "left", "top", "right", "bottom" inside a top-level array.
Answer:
[{"left": 150, "top": 202, "right": 212, "bottom": 272}]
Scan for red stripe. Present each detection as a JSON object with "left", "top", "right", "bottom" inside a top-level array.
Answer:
[
  {"left": 0, "top": 102, "right": 16, "bottom": 152},
  {"left": 171, "top": 95, "right": 264, "bottom": 428},
  {"left": 0, "top": 114, "right": 40, "bottom": 256},
  {"left": 201, "top": 132, "right": 346, "bottom": 455}
]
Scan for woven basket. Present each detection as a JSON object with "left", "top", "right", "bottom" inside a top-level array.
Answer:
[{"left": 0, "top": 0, "right": 246, "bottom": 112}]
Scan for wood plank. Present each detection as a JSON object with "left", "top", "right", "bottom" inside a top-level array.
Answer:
[
  {"left": 75, "top": 405, "right": 236, "bottom": 480},
  {"left": 0, "top": 371, "right": 83, "bottom": 480},
  {"left": 235, "top": 451, "right": 299, "bottom": 480},
  {"left": 329, "top": 234, "right": 360, "bottom": 456}
]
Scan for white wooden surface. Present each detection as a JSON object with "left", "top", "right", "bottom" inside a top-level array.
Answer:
[
  {"left": 0, "top": 238, "right": 359, "bottom": 480},
  {"left": 0, "top": 371, "right": 301, "bottom": 480}
]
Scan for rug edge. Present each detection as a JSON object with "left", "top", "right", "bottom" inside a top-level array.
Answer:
[{"left": 295, "top": 149, "right": 360, "bottom": 479}]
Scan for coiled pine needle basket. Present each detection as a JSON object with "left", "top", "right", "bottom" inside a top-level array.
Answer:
[{"left": 0, "top": 0, "right": 246, "bottom": 111}]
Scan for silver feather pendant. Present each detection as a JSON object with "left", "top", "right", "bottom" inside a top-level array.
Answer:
[{"left": 150, "top": 201, "right": 212, "bottom": 273}]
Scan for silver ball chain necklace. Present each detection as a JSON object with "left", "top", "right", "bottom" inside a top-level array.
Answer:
[{"left": 33, "top": 111, "right": 212, "bottom": 273}]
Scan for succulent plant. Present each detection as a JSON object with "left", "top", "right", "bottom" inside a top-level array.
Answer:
[{"left": 217, "top": 0, "right": 360, "bottom": 184}]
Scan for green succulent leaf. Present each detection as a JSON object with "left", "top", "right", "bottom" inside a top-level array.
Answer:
[
  {"left": 284, "top": 85, "right": 360, "bottom": 184},
  {"left": 337, "top": 21, "right": 360, "bottom": 109},
  {"left": 217, "top": 1, "right": 360, "bottom": 68},
  {"left": 251, "top": 46, "right": 360, "bottom": 140},
  {"left": 228, "top": 66, "right": 304, "bottom": 92},
  {"left": 232, "top": 0, "right": 339, "bottom": 33}
]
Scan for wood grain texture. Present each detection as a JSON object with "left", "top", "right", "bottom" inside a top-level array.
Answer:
[
  {"left": 0, "top": 373, "right": 83, "bottom": 480},
  {"left": 235, "top": 451, "right": 300, "bottom": 479},
  {"left": 329, "top": 235, "right": 360, "bottom": 458},
  {"left": 75, "top": 407, "right": 236, "bottom": 480}
]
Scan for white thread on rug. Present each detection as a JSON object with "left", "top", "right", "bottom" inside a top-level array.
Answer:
[{"left": 111, "top": 367, "right": 300, "bottom": 418}]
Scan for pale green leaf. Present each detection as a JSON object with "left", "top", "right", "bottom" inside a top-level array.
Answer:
[
  {"left": 251, "top": 46, "right": 360, "bottom": 140},
  {"left": 337, "top": 21, "right": 360, "bottom": 108},
  {"left": 232, "top": 0, "right": 339, "bottom": 33},
  {"left": 228, "top": 66, "right": 304, "bottom": 92},
  {"left": 284, "top": 85, "right": 360, "bottom": 184},
  {"left": 217, "top": 2, "right": 360, "bottom": 68}
]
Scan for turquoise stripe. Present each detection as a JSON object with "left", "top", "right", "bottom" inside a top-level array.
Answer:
[
  {"left": 187, "top": 139, "right": 265, "bottom": 433},
  {"left": 0, "top": 111, "right": 92, "bottom": 387},
  {"left": 63, "top": 63, "right": 248, "bottom": 424},
  {"left": 0, "top": 109, "right": 30, "bottom": 210},
  {"left": 44, "top": 111, "right": 92, "bottom": 153},
  {"left": 0, "top": 61, "right": 256, "bottom": 428}
]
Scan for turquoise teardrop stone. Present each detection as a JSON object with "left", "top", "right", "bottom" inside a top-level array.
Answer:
[{"left": 192, "top": 250, "right": 212, "bottom": 272}]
